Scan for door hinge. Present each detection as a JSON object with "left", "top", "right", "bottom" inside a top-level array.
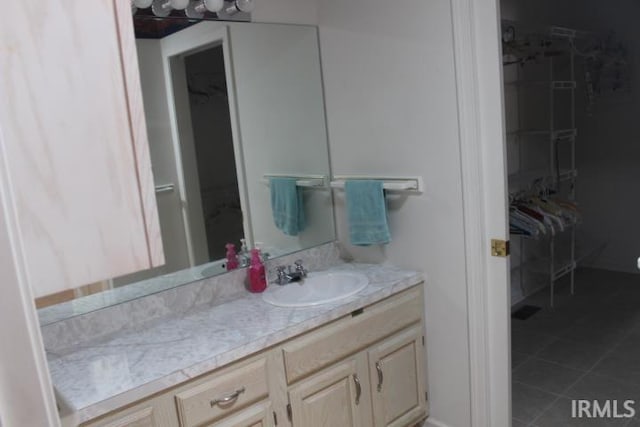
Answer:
[
  {"left": 286, "top": 403, "right": 292, "bottom": 422},
  {"left": 273, "top": 411, "right": 278, "bottom": 425},
  {"left": 422, "top": 335, "right": 425, "bottom": 346},
  {"left": 425, "top": 391, "right": 429, "bottom": 401},
  {"left": 491, "top": 239, "right": 510, "bottom": 257}
]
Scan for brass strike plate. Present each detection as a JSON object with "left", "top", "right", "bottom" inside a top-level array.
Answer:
[{"left": 491, "top": 239, "right": 510, "bottom": 257}]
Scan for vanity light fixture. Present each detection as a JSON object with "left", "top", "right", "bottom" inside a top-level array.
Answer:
[
  {"left": 223, "top": 0, "right": 255, "bottom": 16},
  {"left": 185, "top": 0, "right": 224, "bottom": 19},
  {"left": 151, "top": 0, "right": 190, "bottom": 17},
  {"left": 131, "top": 0, "right": 153, "bottom": 14}
]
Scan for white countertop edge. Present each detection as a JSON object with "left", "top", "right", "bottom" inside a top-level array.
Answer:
[{"left": 67, "top": 268, "right": 424, "bottom": 424}]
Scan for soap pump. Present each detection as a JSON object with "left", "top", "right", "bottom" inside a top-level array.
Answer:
[
  {"left": 225, "top": 243, "right": 239, "bottom": 271},
  {"left": 247, "top": 248, "right": 267, "bottom": 293},
  {"left": 239, "top": 238, "right": 250, "bottom": 267}
]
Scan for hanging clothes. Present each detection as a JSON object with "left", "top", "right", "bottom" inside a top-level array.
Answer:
[{"left": 509, "top": 195, "right": 580, "bottom": 239}]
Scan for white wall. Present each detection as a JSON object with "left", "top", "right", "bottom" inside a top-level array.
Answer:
[
  {"left": 252, "top": 0, "right": 317, "bottom": 25},
  {"left": 316, "top": 1, "right": 471, "bottom": 426}
]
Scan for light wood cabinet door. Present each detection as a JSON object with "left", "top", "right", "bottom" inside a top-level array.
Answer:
[
  {"left": 288, "top": 354, "right": 372, "bottom": 427},
  {"left": 368, "top": 325, "right": 427, "bottom": 427},
  {"left": 0, "top": 0, "right": 163, "bottom": 298}
]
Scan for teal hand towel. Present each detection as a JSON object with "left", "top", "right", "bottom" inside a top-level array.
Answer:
[
  {"left": 270, "top": 177, "right": 306, "bottom": 236},
  {"left": 345, "top": 180, "right": 391, "bottom": 246}
]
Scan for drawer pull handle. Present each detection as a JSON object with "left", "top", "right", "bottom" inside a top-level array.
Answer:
[
  {"left": 376, "top": 361, "right": 384, "bottom": 392},
  {"left": 353, "top": 374, "right": 361, "bottom": 405},
  {"left": 210, "top": 387, "right": 245, "bottom": 407}
]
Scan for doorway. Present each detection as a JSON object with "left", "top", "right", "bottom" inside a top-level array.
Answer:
[
  {"left": 183, "top": 45, "right": 244, "bottom": 262},
  {"left": 451, "top": 0, "right": 640, "bottom": 425},
  {"left": 163, "top": 27, "right": 250, "bottom": 269},
  {"left": 500, "top": 2, "right": 640, "bottom": 425}
]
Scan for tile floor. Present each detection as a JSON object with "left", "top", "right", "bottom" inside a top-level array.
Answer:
[{"left": 512, "top": 268, "right": 640, "bottom": 426}]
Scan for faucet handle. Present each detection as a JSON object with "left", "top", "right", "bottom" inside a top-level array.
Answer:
[
  {"left": 294, "top": 259, "right": 308, "bottom": 277},
  {"left": 274, "top": 266, "right": 289, "bottom": 286}
]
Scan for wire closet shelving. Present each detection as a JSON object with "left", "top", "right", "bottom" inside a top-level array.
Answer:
[{"left": 504, "top": 22, "right": 580, "bottom": 308}]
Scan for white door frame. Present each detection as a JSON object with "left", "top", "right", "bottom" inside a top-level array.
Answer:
[
  {"left": 161, "top": 23, "right": 253, "bottom": 265},
  {"left": 450, "top": 0, "right": 511, "bottom": 426},
  {"left": 0, "top": 125, "right": 61, "bottom": 426}
]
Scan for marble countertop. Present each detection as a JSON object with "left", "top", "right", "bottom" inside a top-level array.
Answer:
[{"left": 48, "top": 263, "right": 423, "bottom": 424}]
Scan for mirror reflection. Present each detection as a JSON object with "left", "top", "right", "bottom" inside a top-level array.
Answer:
[{"left": 36, "top": 19, "right": 335, "bottom": 323}]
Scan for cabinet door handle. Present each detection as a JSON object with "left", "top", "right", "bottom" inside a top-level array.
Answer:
[
  {"left": 376, "top": 361, "right": 384, "bottom": 392},
  {"left": 353, "top": 374, "right": 361, "bottom": 405},
  {"left": 210, "top": 386, "right": 245, "bottom": 407}
]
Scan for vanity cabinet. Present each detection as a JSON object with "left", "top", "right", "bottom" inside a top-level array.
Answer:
[
  {"left": 80, "top": 285, "right": 427, "bottom": 427},
  {"left": 0, "top": 0, "right": 163, "bottom": 298},
  {"left": 288, "top": 354, "right": 372, "bottom": 427},
  {"left": 287, "top": 326, "right": 426, "bottom": 427},
  {"left": 283, "top": 284, "right": 426, "bottom": 427}
]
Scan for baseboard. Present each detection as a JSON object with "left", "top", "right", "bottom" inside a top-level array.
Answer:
[{"left": 424, "top": 418, "right": 454, "bottom": 427}]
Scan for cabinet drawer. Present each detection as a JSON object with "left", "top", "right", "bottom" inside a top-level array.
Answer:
[
  {"left": 83, "top": 407, "right": 156, "bottom": 427},
  {"left": 175, "top": 358, "right": 269, "bottom": 427},
  {"left": 282, "top": 285, "right": 423, "bottom": 384}
]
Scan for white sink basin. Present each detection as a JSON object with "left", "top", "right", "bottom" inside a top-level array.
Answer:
[{"left": 262, "top": 271, "right": 369, "bottom": 307}]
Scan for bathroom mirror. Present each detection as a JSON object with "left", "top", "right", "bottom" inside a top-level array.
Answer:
[{"left": 36, "top": 19, "right": 335, "bottom": 324}]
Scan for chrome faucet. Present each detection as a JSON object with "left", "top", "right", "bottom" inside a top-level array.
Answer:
[{"left": 275, "top": 260, "right": 308, "bottom": 285}]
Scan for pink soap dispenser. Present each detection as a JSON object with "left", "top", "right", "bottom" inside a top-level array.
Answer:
[
  {"left": 247, "top": 248, "right": 267, "bottom": 293},
  {"left": 225, "top": 243, "right": 239, "bottom": 271}
]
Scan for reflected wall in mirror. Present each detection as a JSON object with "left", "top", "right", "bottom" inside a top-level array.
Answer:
[{"left": 36, "top": 20, "right": 335, "bottom": 323}]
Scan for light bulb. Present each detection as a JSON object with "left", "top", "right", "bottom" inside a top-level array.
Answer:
[
  {"left": 186, "top": 0, "right": 224, "bottom": 18},
  {"left": 152, "top": 0, "right": 190, "bottom": 17},
  {"left": 224, "top": 0, "right": 255, "bottom": 15}
]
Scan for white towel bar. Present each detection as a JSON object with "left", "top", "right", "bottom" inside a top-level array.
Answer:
[
  {"left": 330, "top": 176, "right": 423, "bottom": 192},
  {"left": 155, "top": 183, "right": 175, "bottom": 194},
  {"left": 262, "top": 174, "right": 327, "bottom": 189}
]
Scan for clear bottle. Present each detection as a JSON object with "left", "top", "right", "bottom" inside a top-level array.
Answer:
[
  {"left": 247, "top": 248, "right": 267, "bottom": 293},
  {"left": 239, "top": 238, "right": 250, "bottom": 267},
  {"left": 254, "top": 241, "right": 270, "bottom": 262}
]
